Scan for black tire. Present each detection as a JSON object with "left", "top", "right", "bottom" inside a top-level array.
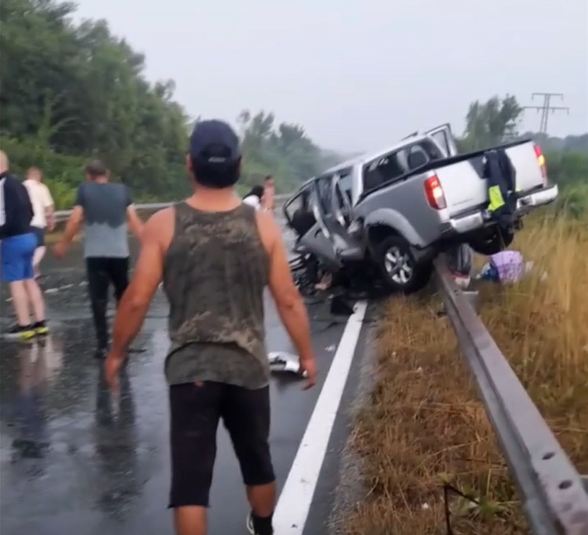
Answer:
[
  {"left": 468, "top": 228, "right": 514, "bottom": 256},
  {"left": 375, "top": 235, "right": 432, "bottom": 294}
]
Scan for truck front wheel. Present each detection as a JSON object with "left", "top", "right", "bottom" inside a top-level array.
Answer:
[{"left": 376, "top": 236, "right": 432, "bottom": 294}]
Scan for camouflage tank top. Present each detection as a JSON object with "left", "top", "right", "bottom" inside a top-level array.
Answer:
[{"left": 162, "top": 202, "right": 270, "bottom": 389}]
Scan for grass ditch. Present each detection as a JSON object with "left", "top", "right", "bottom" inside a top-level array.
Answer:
[{"left": 342, "top": 213, "right": 588, "bottom": 535}]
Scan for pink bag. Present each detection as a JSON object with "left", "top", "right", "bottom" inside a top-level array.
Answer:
[{"left": 489, "top": 251, "right": 525, "bottom": 283}]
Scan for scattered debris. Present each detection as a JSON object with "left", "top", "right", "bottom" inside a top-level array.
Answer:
[
  {"left": 476, "top": 250, "right": 534, "bottom": 284},
  {"left": 268, "top": 351, "right": 308, "bottom": 378}
]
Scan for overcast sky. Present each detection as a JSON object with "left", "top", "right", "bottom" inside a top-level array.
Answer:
[{"left": 74, "top": 0, "right": 587, "bottom": 153}]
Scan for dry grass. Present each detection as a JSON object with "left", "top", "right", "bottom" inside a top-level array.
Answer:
[{"left": 344, "top": 213, "right": 588, "bottom": 535}]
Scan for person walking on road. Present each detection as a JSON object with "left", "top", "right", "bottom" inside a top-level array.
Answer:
[
  {"left": 53, "top": 160, "right": 143, "bottom": 358},
  {"left": 104, "top": 119, "right": 317, "bottom": 535},
  {"left": 23, "top": 167, "right": 56, "bottom": 279},
  {"left": 262, "top": 174, "right": 275, "bottom": 213},
  {"left": 0, "top": 151, "right": 49, "bottom": 340}
]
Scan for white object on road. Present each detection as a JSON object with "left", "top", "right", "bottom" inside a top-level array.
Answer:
[
  {"left": 273, "top": 301, "right": 368, "bottom": 534},
  {"left": 268, "top": 351, "right": 307, "bottom": 377}
]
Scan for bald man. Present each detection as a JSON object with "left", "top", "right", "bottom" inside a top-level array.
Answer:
[{"left": 0, "top": 151, "right": 49, "bottom": 340}]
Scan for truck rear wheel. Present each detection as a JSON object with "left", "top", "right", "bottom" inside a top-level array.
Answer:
[{"left": 376, "top": 236, "right": 432, "bottom": 294}]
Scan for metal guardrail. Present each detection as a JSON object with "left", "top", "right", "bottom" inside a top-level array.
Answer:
[
  {"left": 434, "top": 257, "right": 588, "bottom": 535},
  {"left": 54, "top": 194, "right": 291, "bottom": 222}
]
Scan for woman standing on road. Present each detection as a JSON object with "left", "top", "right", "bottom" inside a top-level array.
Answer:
[{"left": 242, "top": 185, "right": 265, "bottom": 211}]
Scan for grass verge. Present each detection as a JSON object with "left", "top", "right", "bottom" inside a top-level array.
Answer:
[{"left": 343, "top": 213, "right": 588, "bottom": 535}]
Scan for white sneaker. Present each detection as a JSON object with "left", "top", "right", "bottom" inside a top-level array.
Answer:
[
  {"left": 246, "top": 512, "right": 255, "bottom": 534},
  {"left": 246, "top": 512, "right": 274, "bottom": 535}
]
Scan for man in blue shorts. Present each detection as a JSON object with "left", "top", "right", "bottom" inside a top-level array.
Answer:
[{"left": 0, "top": 151, "right": 49, "bottom": 340}]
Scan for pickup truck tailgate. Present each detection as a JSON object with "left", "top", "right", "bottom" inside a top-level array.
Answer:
[{"left": 433, "top": 140, "right": 544, "bottom": 217}]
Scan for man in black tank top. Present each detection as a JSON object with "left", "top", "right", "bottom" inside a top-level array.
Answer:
[{"left": 104, "top": 120, "right": 317, "bottom": 535}]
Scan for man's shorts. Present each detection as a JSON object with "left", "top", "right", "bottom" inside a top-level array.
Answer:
[
  {"left": 31, "top": 227, "right": 45, "bottom": 247},
  {"left": 168, "top": 381, "right": 275, "bottom": 508},
  {"left": 1, "top": 233, "right": 37, "bottom": 283}
]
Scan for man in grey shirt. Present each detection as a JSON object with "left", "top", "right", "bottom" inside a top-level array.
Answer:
[{"left": 54, "top": 161, "right": 143, "bottom": 357}]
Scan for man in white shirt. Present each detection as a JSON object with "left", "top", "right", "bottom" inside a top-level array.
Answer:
[{"left": 23, "top": 167, "right": 55, "bottom": 278}]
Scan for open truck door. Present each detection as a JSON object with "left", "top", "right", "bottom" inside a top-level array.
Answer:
[{"left": 424, "top": 123, "right": 459, "bottom": 157}]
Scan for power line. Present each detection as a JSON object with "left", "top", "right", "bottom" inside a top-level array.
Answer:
[{"left": 523, "top": 92, "right": 569, "bottom": 134}]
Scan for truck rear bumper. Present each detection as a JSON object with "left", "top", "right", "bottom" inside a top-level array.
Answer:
[{"left": 447, "top": 184, "right": 559, "bottom": 234}]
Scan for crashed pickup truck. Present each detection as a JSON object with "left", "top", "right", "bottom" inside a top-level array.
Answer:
[{"left": 283, "top": 123, "right": 558, "bottom": 294}]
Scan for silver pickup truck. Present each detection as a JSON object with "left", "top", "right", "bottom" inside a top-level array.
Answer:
[{"left": 284, "top": 123, "right": 558, "bottom": 294}]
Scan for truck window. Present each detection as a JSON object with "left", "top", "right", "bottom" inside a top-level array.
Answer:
[
  {"left": 429, "top": 130, "right": 451, "bottom": 157},
  {"left": 316, "top": 175, "right": 333, "bottom": 214},
  {"left": 363, "top": 151, "right": 408, "bottom": 191},
  {"left": 336, "top": 170, "right": 353, "bottom": 205},
  {"left": 399, "top": 140, "right": 445, "bottom": 171},
  {"left": 284, "top": 186, "right": 311, "bottom": 222}
]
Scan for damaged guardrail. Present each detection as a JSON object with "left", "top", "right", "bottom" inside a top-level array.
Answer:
[
  {"left": 54, "top": 194, "right": 292, "bottom": 223},
  {"left": 434, "top": 256, "right": 588, "bottom": 535}
]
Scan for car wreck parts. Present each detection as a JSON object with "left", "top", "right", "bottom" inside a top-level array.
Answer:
[{"left": 283, "top": 124, "right": 557, "bottom": 295}]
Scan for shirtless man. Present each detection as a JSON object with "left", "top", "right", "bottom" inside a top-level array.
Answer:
[
  {"left": 23, "top": 167, "right": 55, "bottom": 278},
  {"left": 105, "top": 119, "right": 317, "bottom": 535},
  {"left": 261, "top": 175, "right": 275, "bottom": 212}
]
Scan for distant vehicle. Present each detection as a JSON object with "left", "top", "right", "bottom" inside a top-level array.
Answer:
[{"left": 284, "top": 123, "right": 558, "bottom": 294}]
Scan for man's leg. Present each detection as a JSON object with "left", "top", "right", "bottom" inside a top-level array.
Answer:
[
  {"left": 1, "top": 236, "right": 35, "bottom": 339},
  {"left": 18, "top": 233, "right": 48, "bottom": 331},
  {"left": 169, "top": 382, "right": 223, "bottom": 535},
  {"left": 31, "top": 227, "right": 46, "bottom": 278},
  {"left": 222, "top": 385, "right": 276, "bottom": 535},
  {"left": 107, "top": 257, "right": 130, "bottom": 306},
  {"left": 85, "top": 258, "right": 110, "bottom": 354}
]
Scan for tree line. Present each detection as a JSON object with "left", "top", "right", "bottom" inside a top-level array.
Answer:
[
  {"left": 2, "top": 0, "right": 585, "bottom": 214},
  {"left": 0, "top": 0, "right": 345, "bottom": 208}
]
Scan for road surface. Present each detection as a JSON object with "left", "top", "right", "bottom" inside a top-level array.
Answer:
[{"left": 0, "top": 241, "right": 370, "bottom": 535}]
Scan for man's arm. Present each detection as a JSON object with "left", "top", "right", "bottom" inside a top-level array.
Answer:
[
  {"left": 59, "top": 206, "right": 83, "bottom": 245},
  {"left": 57, "top": 185, "right": 84, "bottom": 249},
  {"left": 126, "top": 205, "right": 144, "bottom": 240},
  {"left": 264, "top": 215, "right": 314, "bottom": 364},
  {"left": 110, "top": 212, "right": 165, "bottom": 357}
]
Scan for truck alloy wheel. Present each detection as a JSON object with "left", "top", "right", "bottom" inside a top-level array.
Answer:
[
  {"left": 375, "top": 235, "right": 432, "bottom": 294},
  {"left": 384, "top": 246, "right": 414, "bottom": 285}
]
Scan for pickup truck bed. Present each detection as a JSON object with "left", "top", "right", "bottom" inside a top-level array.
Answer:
[
  {"left": 433, "top": 139, "right": 547, "bottom": 216},
  {"left": 357, "top": 137, "right": 558, "bottom": 251}
]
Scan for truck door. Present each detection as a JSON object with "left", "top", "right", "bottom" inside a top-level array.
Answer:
[
  {"left": 424, "top": 123, "right": 459, "bottom": 157},
  {"left": 325, "top": 172, "right": 363, "bottom": 262},
  {"left": 297, "top": 177, "right": 340, "bottom": 268}
]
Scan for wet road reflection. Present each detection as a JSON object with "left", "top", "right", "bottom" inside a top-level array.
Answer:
[{"left": 0, "top": 238, "right": 347, "bottom": 535}]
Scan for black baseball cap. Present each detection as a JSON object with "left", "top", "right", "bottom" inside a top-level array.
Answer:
[{"left": 189, "top": 119, "right": 241, "bottom": 167}]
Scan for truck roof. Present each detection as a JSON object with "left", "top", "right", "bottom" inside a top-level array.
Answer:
[
  {"left": 324, "top": 134, "right": 430, "bottom": 174},
  {"left": 293, "top": 132, "right": 433, "bottom": 192}
]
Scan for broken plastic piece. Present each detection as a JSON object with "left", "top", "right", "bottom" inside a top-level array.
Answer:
[{"left": 268, "top": 351, "right": 308, "bottom": 378}]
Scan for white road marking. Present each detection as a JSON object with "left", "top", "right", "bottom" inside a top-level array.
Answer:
[{"left": 273, "top": 301, "right": 368, "bottom": 534}]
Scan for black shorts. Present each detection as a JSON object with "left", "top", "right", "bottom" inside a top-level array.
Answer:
[
  {"left": 31, "top": 227, "right": 45, "bottom": 247},
  {"left": 168, "top": 381, "right": 275, "bottom": 508}
]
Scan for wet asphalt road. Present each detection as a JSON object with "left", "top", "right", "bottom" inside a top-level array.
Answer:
[{"left": 0, "top": 240, "right": 359, "bottom": 535}]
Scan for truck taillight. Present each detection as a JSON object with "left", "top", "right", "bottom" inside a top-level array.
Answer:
[
  {"left": 534, "top": 144, "right": 547, "bottom": 183},
  {"left": 424, "top": 175, "right": 446, "bottom": 210}
]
